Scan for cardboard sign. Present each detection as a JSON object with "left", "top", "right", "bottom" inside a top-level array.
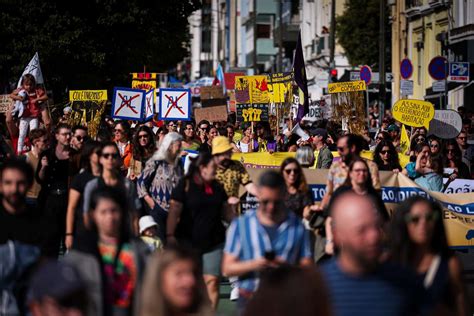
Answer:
[
  {"left": 392, "top": 99, "right": 435, "bottom": 129},
  {"left": 0, "top": 94, "right": 12, "bottom": 113},
  {"left": 158, "top": 88, "right": 191, "bottom": 121},
  {"left": 194, "top": 105, "right": 228, "bottom": 124},
  {"left": 228, "top": 90, "right": 236, "bottom": 112},
  {"left": 111, "top": 87, "right": 145, "bottom": 121},
  {"left": 428, "top": 110, "right": 463, "bottom": 139},
  {"left": 200, "top": 86, "right": 224, "bottom": 100},
  {"left": 69, "top": 90, "right": 107, "bottom": 102},
  {"left": 236, "top": 104, "right": 269, "bottom": 122},
  {"left": 328, "top": 80, "right": 366, "bottom": 94}
]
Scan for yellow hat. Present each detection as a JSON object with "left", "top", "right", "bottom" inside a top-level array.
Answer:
[{"left": 212, "top": 136, "right": 233, "bottom": 155}]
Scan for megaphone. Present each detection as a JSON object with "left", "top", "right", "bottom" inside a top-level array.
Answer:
[{"left": 291, "top": 123, "right": 310, "bottom": 141}]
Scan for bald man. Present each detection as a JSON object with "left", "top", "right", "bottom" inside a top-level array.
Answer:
[{"left": 320, "top": 192, "right": 429, "bottom": 316}]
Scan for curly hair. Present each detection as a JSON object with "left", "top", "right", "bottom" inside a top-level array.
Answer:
[{"left": 131, "top": 125, "right": 156, "bottom": 161}]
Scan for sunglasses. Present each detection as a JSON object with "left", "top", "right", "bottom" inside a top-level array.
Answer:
[
  {"left": 114, "top": 129, "right": 123, "bottom": 133},
  {"left": 75, "top": 135, "right": 86, "bottom": 142},
  {"left": 430, "top": 143, "right": 439, "bottom": 148},
  {"left": 405, "top": 212, "right": 438, "bottom": 224},
  {"left": 337, "top": 146, "right": 346, "bottom": 152},
  {"left": 138, "top": 134, "right": 149, "bottom": 139},
  {"left": 376, "top": 137, "right": 384, "bottom": 141},
  {"left": 284, "top": 168, "right": 299, "bottom": 175},
  {"left": 457, "top": 137, "right": 466, "bottom": 140},
  {"left": 101, "top": 153, "right": 120, "bottom": 159},
  {"left": 416, "top": 137, "right": 425, "bottom": 142},
  {"left": 380, "top": 150, "right": 390, "bottom": 154}
]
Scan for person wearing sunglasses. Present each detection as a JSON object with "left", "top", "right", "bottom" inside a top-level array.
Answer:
[
  {"left": 428, "top": 137, "right": 442, "bottom": 156},
  {"left": 390, "top": 196, "right": 468, "bottom": 315},
  {"left": 82, "top": 142, "right": 140, "bottom": 233},
  {"left": 70, "top": 125, "right": 88, "bottom": 152},
  {"left": 456, "top": 131, "right": 474, "bottom": 174},
  {"left": 443, "top": 139, "right": 470, "bottom": 180},
  {"left": 222, "top": 171, "right": 312, "bottom": 312},
  {"left": 128, "top": 125, "right": 156, "bottom": 181},
  {"left": 373, "top": 140, "right": 402, "bottom": 172},
  {"left": 113, "top": 120, "right": 132, "bottom": 174}
]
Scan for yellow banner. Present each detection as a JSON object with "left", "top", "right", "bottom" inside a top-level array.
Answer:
[
  {"left": 69, "top": 90, "right": 108, "bottom": 102},
  {"left": 241, "top": 166, "right": 474, "bottom": 248},
  {"left": 132, "top": 80, "right": 156, "bottom": 91},
  {"left": 328, "top": 80, "right": 366, "bottom": 94},
  {"left": 392, "top": 99, "right": 435, "bottom": 129}
]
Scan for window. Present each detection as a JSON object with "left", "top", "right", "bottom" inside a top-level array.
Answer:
[{"left": 257, "top": 24, "right": 271, "bottom": 38}]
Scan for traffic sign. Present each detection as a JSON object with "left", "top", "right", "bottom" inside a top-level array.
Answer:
[
  {"left": 400, "top": 58, "right": 413, "bottom": 79},
  {"left": 350, "top": 72, "right": 360, "bottom": 81},
  {"left": 432, "top": 80, "right": 446, "bottom": 92},
  {"left": 400, "top": 80, "right": 413, "bottom": 96},
  {"left": 448, "top": 62, "right": 469, "bottom": 83},
  {"left": 360, "top": 65, "right": 372, "bottom": 85},
  {"left": 428, "top": 56, "right": 447, "bottom": 81}
]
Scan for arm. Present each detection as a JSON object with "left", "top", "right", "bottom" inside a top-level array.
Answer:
[
  {"left": 9, "top": 89, "right": 22, "bottom": 101},
  {"left": 166, "top": 200, "right": 183, "bottom": 242},
  {"left": 324, "top": 217, "right": 334, "bottom": 255},
  {"left": 222, "top": 202, "right": 236, "bottom": 223},
  {"left": 448, "top": 256, "right": 469, "bottom": 316},
  {"left": 5, "top": 104, "right": 19, "bottom": 137},
  {"left": 221, "top": 252, "right": 271, "bottom": 277},
  {"left": 137, "top": 161, "right": 156, "bottom": 209},
  {"left": 244, "top": 182, "right": 258, "bottom": 197},
  {"left": 319, "top": 179, "right": 333, "bottom": 210},
  {"left": 36, "top": 153, "right": 48, "bottom": 183},
  {"left": 65, "top": 189, "right": 81, "bottom": 249}
]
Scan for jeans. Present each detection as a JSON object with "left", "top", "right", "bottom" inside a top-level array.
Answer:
[{"left": 150, "top": 204, "right": 168, "bottom": 242}]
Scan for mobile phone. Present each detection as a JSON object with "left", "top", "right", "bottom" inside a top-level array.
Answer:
[{"left": 264, "top": 251, "right": 276, "bottom": 261}]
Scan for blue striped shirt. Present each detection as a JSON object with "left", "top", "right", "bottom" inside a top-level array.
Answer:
[
  {"left": 224, "top": 210, "right": 312, "bottom": 292},
  {"left": 321, "top": 259, "right": 428, "bottom": 316}
]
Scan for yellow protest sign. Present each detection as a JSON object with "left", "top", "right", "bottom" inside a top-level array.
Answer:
[
  {"left": 392, "top": 99, "right": 435, "bottom": 129},
  {"left": 132, "top": 80, "right": 156, "bottom": 91},
  {"left": 268, "top": 72, "right": 293, "bottom": 103},
  {"left": 328, "top": 80, "right": 366, "bottom": 94},
  {"left": 248, "top": 75, "right": 270, "bottom": 103},
  {"left": 69, "top": 90, "right": 108, "bottom": 102}
]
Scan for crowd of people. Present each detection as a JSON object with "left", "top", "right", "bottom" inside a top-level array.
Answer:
[{"left": 0, "top": 74, "right": 473, "bottom": 316}]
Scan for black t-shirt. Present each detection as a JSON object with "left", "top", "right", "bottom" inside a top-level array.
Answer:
[
  {"left": 0, "top": 198, "right": 56, "bottom": 257},
  {"left": 70, "top": 171, "right": 97, "bottom": 234},
  {"left": 171, "top": 178, "right": 228, "bottom": 253}
]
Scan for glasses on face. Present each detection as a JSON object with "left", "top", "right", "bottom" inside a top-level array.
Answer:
[
  {"left": 114, "top": 129, "right": 123, "bottom": 134},
  {"left": 168, "top": 124, "right": 175, "bottom": 128},
  {"left": 380, "top": 150, "right": 390, "bottom": 155},
  {"left": 405, "top": 212, "right": 438, "bottom": 225},
  {"left": 376, "top": 137, "right": 384, "bottom": 141},
  {"left": 430, "top": 143, "right": 439, "bottom": 148},
  {"left": 138, "top": 134, "right": 149, "bottom": 139},
  {"left": 457, "top": 136, "right": 466, "bottom": 140},
  {"left": 416, "top": 137, "right": 425, "bottom": 142},
  {"left": 284, "top": 168, "right": 299, "bottom": 175},
  {"left": 101, "top": 153, "right": 120, "bottom": 160},
  {"left": 337, "top": 146, "right": 346, "bottom": 152},
  {"left": 185, "top": 127, "right": 194, "bottom": 131},
  {"left": 75, "top": 135, "right": 85, "bottom": 142}
]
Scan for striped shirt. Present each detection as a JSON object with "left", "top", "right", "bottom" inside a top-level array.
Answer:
[
  {"left": 321, "top": 259, "right": 428, "bottom": 316},
  {"left": 224, "top": 210, "right": 312, "bottom": 292}
]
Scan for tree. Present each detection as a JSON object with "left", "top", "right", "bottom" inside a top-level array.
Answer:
[
  {"left": 0, "top": 0, "right": 200, "bottom": 100},
  {"left": 336, "top": 0, "right": 390, "bottom": 68}
]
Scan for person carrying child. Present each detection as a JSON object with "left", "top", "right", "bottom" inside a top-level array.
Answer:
[{"left": 9, "top": 74, "right": 48, "bottom": 154}]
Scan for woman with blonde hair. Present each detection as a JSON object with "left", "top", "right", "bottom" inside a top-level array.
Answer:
[{"left": 140, "top": 246, "right": 212, "bottom": 316}]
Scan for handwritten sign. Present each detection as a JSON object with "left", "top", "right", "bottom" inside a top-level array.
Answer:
[
  {"left": 194, "top": 105, "right": 228, "bottom": 124},
  {"left": 428, "top": 110, "right": 463, "bottom": 139},
  {"left": 111, "top": 87, "right": 145, "bottom": 121},
  {"left": 269, "top": 72, "right": 293, "bottom": 103},
  {"left": 392, "top": 99, "right": 435, "bottom": 129},
  {"left": 132, "top": 80, "right": 156, "bottom": 91},
  {"left": 69, "top": 90, "right": 108, "bottom": 101},
  {"left": 236, "top": 104, "right": 269, "bottom": 122},
  {"left": 0, "top": 94, "right": 12, "bottom": 113},
  {"left": 328, "top": 80, "right": 366, "bottom": 94}
]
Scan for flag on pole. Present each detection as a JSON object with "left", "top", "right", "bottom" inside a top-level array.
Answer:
[
  {"left": 212, "top": 63, "right": 226, "bottom": 94},
  {"left": 400, "top": 124, "right": 410, "bottom": 155},
  {"left": 17, "top": 52, "right": 44, "bottom": 88},
  {"left": 293, "top": 31, "right": 309, "bottom": 123}
]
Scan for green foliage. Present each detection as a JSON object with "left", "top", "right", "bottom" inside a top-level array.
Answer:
[
  {"left": 336, "top": 0, "right": 389, "bottom": 68},
  {"left": 0, "top": 0, "right": 200, "bottom": 100}
]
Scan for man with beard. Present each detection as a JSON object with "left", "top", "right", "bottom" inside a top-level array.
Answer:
[
  {"left": 36, "top": 123, "right": 75, "bottom": 256},
  {"left": 320, "top": 192, "right": 427, "bottom": 316},
  {"left": 0, "top": 159, "right": 54, "bottom": 256},
  {"left": 69, "top": 125, "right": 88, "bottom": 172}
]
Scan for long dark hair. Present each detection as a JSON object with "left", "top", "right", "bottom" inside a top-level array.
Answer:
[
  {"left": 79, "top": 140, "right": 101, "bottom": 172},
  {"left": 342, "top": 157, "right": 374, "bottom": 189},
  {"left": 443, "top": 139, "right": 463, "bottom": 167},
  {"left": 373, "top": 140, "right": 401, "bottom": 171},
  {"left": 390, "top": 196, "right": 451, "bottom": 266},
  {"left": 280, "top": 157, "right": 308, "bottom": 193},
  {"left": 185, "top": 152, "right": 214, "bottom": 183},
  {"left": 132, "top": 125, "right": 155, "bottom": 160}
]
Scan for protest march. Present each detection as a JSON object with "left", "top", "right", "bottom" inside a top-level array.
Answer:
[{"left": 1, "top": 1, "right": 474, "bottom": 315}]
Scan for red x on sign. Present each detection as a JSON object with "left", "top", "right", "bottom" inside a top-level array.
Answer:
[
  {"left": 164, "top": 92, "right": 187, "bottom": 118},
  {"left": 115, "top": 93, "right": 140, "bottom": 115}
]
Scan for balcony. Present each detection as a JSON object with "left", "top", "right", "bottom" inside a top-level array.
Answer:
[
  {"left": 257, "top": 38, "right": 278, "bottom": 55},
  {"left": 449, "top": 23, "right": 474, "bottom": 45},
  {"left": 273, "top": 21, "right": 300, "bottom": 44}
]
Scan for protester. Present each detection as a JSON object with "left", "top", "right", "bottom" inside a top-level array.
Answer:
[
  {"left": 222, "top": 171, "right": 312, "bottom": 312},
  {"left": 403, "top": 142, "right": 431, "bottom": 180},
  {"left": 321, "top": 192, "right": 427, "bottom": 316},
  {"left": 390, "top": 196, "right": 468, "bottom": 315},
  {"left": 415, "top": 155, "right": 444, "bottom": 192},
  {"left": 137, "top": 132, "right": 183, "bottom": 240},
  {"left": 373, "top": 140, "right": 402, "bottom": 172},
  {"left": 309, "top": 127, "right": 333, "bottom": 169},
  {"left": 295, "top": 145, "right": 315, "bottom": 168},
  {"left": 254, "top": 122, "right": 276, "bottom": 152},
  {"left": 180, "top": 122, "right": 200, "bottom": 151},
  {"left": 113, "top": 120, "right": 132, "bottom": 171},
  {"left": 65, "top": 140, "right": 102, "bottom": 250},
  {"left": 140, "top": 245, "right": 212, "bottom": 316},
  {"left": 279, "top": 157, "right": 314, "bottom": 218},
  {"left": 28, "top": 261, "right": 88, "bottom": 316},
  {"left": 236, "top": 123, "right": 253, "bottom": 153},
  {"left": 36, "top": 123, "right": 75, "bottom": 256},
  {"left": 225, "top": 124, "right": 240, "bottom": 153},
  {"left": 199, "top": 126, "right": 217, "bottom": 154},
  {"left": 167, "top": 152, "right": 233, "bottom": 309},
  {"left": 387, "top": 124, "right": 401, "bottom": 150},
  {"left": 443, "top": 139, "right": 471, "bottom": 180},
  {"left": 24, "top": 128, "right": 49, "bottom": 206},
  {"left": 9, "top": 74, "right": 48, "bottom": 154},
  {"left": 83, "top": 141, "right": 140, "bottom": 234},
  {"left": 243, "top": 266, "right": 332, "bottom": 316},
  {"left": 128, "top": 125, "right": 155, "bottom": 181},
  {"left": 0, "top": 159, "right": 55, "bottom": 256},
  {"left": 167, "top": 121, "right": 178, "bottom": 132},
  {"left": 66, "top": 187, "right": 149, "bottom": 316},
  {"left": 456, "top": 130, "right": 473, "bottom": 173},
  {"left": 139, "top": 215, "right": 163, "bottom": 252},
  {"left": 70, "top": 125, "right": 88, "bottom": 152}
]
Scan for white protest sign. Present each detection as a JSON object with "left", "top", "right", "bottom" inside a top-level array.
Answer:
[
  {"left": 144, "top": 89, "right": 155, "bottom": 121},
  {"left": 442, "top": 178, "right": 474, "bottom": 194},
  {"left": 111, "top": 87, "right": 145, "bottom": 121},
  {"left": 428, "top": 110, "right": 463, "bottom": 139},
  {"left": 158, "top": 88, "right": 191, "bottom": 121}
]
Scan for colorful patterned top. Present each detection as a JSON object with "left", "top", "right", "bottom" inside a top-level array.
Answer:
[
  {"left": 215, "top": 160, "right": 251, "bottom": 198},
  {"left": 98, "top": 242, "right": 137, "bottom": 310},
  {"left": 327, "top": 159, "right": 381, "bottom": 191}
]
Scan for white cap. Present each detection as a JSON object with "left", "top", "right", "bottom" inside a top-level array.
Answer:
[
  {"left": 63, "top": 106, "right": 72, "bottom": 114},
  {"left": 139, "top": 215, "right": 158, "bottom": 234}
]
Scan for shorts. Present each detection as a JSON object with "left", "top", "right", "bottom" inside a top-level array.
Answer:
[{"left": 202, "top": 244, "right": 223, "bottom": 276}]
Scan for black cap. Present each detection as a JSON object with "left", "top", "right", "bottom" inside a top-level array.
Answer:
[
  {"left": 309, "top": 128, "right": 328, "bottom": 139},
  {"left": 28, "top": 261, "right": 86, "bottom": 303}
]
